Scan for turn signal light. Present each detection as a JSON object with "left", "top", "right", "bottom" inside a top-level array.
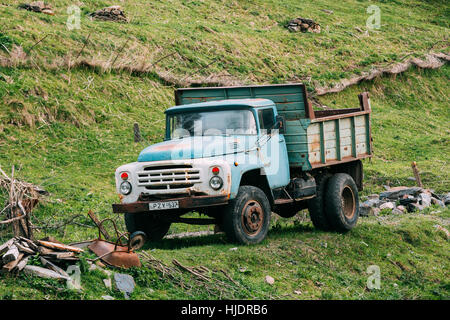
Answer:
[
  {"left": 121, "top": 172, "right": 129, "bottom": 180},
  {"left": 212, "top": 167, "right": 220, "bottom": 175}
]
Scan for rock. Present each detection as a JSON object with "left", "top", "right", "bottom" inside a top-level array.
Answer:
[
  {"left": 379, "top": 202, "right": 395, "bottom": 210},
  {"left": 372, "top": 208, "right": 381, "bottom": 216},
  {"left": 399, "top": 195, "right": 417, "bottom": 206},
  {"left": 321, "top": 9, "right": 333, "bottom": 14},
  {"left": 406, "top": 202, "right": 424, "bottom": 212},
  {"left": 418, "top": 193, "right": 431, "bottom": 207},
  {"left": 431, "top": 197, "right": 445, "bottom": 208},
  {"left": 368, "top": 194, "right": 379, "bottom": 200},
  {"left": 379, "top": 187, "right": 423, "bottom": 200},
  {"left": 89, "top": 6, "right": 128, "bottom": 23},
  {"left": 359, "top": 205, "right": 374, "bottom": 217},
  {"left": 114, "top": 273, "right": 135, "bottom": 299},
  {"left": 287, "top": 17, "right": 321, "bottom": 33},
  {"left": 443, "top": 193, "right": 450, "bottom": 205},
  {"left": 103, "top": 278, "right": 112, "bottom": 289},
  {"left": 18, "top": 1, "right": 54, "bottom": 15},
  {"left": 396, "top": 205, "right": 407, "bottom": 213},
  {"left": 265, "top": 275, "right": 275, "bottom": 285},
  {"left": 392, "top": 208, "right": 404, "bottom": 215},
  {"left": 102, "top": 295, "right": 115, "bottom": 300},
  {"left": 229, "top": 247, "right": 238, "bottom": 251}
]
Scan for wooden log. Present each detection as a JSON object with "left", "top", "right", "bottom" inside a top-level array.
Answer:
[
  {"left": 43, "top": 251, "right": 75, "bottom": 259},
  {"left": 87, "top": 210, "right": 110, "bottom": 240},
  {"left": 15, "top": 242, "right": 35, "bottom": 255},
  {"left": 2, "top": 253, "right": 24, "bottom": 272},
  {"left": 40, "top": 257, "right": 70, "bottom": 278},
  {"left": 0, "top": 238, "right": 15, "bottom": 255},
  {"left": 411, "top": 161, "right": 423, "bottom": 188},
  {"left": 2, "top": 244, "right": 19, "bottom": 264},
  {"left": 37, "top": 240, "right": 84, "bottom": 253},
  {"left": 23, "top": 265, "right": 70, "bottom": 280},
  {"left": 15, "top": 255, "right": 29, "bottom": 271},
  {"left": 18, "top": 237, "right": 38, "bottom": 251},
  {"left": 38, "top": 246, "right": 55, "bottom": 255}
]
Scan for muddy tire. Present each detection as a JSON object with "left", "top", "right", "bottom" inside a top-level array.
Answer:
[
  {"left": 307, "top": 173, "right": 332, "bottom": 230},
  {"left": 124, "top": 213, "right": 171, "bottom": 242},
  {"left": 324, "top": 173, "right": 359, "bottom": 232},
  {"left": 223, "top": 186, "right": 271, "bottom": 245}
]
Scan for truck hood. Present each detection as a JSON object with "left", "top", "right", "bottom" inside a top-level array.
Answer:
[{"left": 138, "top": 136, "right": 256, "bottom": 162}]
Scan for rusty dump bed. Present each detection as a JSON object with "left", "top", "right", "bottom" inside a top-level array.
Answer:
[{"left": 175, "top": 84, "right": 373, "bottom": 171}]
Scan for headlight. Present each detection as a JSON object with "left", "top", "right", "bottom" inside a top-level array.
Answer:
[
  {"left": 120, "top": 181, "right": 132, "bottom": 195},
  {"left": 209, "top": 176, "right": 223, "bottom": 190}
]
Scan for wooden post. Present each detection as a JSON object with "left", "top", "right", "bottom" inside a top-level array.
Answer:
[
  {"left": 133, "top": 123, "right": 141, "bottom": 142},
  {"left": 411, "top": 161, "right": 423, "bottom": 188},
  {"left": 88, "top": 210, "right": 111, "bottom": 240}
]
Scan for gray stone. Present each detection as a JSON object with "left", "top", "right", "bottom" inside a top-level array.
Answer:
[
  {"left": 380, "top": 187, "right": 423, "bottom": 200},
  {"left": 359, "top": 205, "right": 374, "bottom": 217},
  {"left": 443, "top": 193, "right": 450, "bottom": 205},
  {"left": 379, "top": 202, "right": 395, "bottom": 210},
  {"left": 102, "top": 295, "right": 115, "bottom": 300},
  {"left": 431, "top": 197, "right": 445, "bottom": 208},
  {"left": 396, "top": 205, "right": 407, "bottom": 213},
  {"left": 418, "top": 193, "right": 432, "bottom": 207},
  {"left": 114, "top": 273, "right": 135, "bottom": 299}
]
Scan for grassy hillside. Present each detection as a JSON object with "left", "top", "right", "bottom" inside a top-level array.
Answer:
[{"left": 0, "top": 0, "right": 449, "bottom": 300}]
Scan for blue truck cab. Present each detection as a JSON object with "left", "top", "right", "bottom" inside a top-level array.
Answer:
[{"left": 113, "top": 84, "right": 373, "bottom": 244}]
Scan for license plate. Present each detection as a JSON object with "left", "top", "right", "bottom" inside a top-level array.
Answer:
[{"left": 148, "top": 200, "right": 179, "bottom": 211}]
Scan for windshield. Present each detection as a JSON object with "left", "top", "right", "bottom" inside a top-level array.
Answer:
[{"left": 168, "top": 109, "right": 257, "bottom": 139}]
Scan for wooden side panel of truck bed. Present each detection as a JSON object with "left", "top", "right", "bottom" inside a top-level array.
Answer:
[{"left": 175, "top": 84, "right": 373, "bottom": 171}]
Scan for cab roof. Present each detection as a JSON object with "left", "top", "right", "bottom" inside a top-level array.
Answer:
[{"left": 165, "top": 98, "right": 274, "bottom": 114}]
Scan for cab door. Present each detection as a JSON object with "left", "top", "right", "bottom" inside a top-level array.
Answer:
[{"left": 256, "top": 107, "right": 290, "bottom": 189}]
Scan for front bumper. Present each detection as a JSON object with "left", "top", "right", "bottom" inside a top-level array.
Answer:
[{"left": 112, "top": 195, "right": 229, "bottom": 214}]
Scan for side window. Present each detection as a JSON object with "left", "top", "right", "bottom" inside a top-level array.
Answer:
[{"left": 258, "top": 108, "right": 275, "bottom": 130}]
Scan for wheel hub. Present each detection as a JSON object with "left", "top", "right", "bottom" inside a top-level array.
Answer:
[
  {"left": 342, "top": 186, "right": 356, "bottom": 219},
  {"left": 241, "top": 200, "right": 264, "bottom": 235}
]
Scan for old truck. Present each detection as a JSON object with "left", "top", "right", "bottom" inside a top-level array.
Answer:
[{"left": 112, "top": 84, "right": 373, "bottom": 244}]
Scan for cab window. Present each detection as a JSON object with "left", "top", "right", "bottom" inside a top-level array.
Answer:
[{"left": 258, "top": 108, "right": 275, "bottom": 130}]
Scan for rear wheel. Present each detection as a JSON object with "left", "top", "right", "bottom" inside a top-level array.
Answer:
[
  {"left": 124, "top": 213, "right": 171, "bottom": 242},
  {"left": 307, "top": 173, "right": 332, "bottom": 230},
  {"left": 324, "top": 173, "right": 359, "bottom": 232},
  {"left": 223, "top": 186, "right": 271, "bottom": 244}
]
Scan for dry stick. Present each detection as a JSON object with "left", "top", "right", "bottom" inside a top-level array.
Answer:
[
  {"left": 110, "top": 38, "right": 130, "bottom": 68},
  {"left": 0, "top": 212, "right": 27, "bottom": 225},
  {"left": 26, "top": 34, "right": 49, "bottom": 54},
  {"left": 87, "top": 210, "right": 110, "bottom": 240},
  {"left": 74, "top": 33, "right": 91, "bottom": 61},
  {"left": 150, "top": 52, "right": 176, "bottom": 68}
]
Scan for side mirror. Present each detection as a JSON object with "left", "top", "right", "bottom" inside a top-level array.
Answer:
[{"left": 273, "top": 115, "right": 286, "bottom": 134}]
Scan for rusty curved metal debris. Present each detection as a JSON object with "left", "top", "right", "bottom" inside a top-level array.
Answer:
[{"left": 88, "top": 218, "right": 141, "bottom": 268}]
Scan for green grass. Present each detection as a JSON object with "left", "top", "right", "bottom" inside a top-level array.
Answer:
[
  {"left": 0, "top": 0, "right": 449, "bottom": 300},
  {"left": 0, "top": 0, "right": 448, "bottom": 86}
]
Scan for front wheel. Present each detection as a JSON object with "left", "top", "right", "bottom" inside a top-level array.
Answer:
[
  {"left": 124, "top": 213, "right": 171, "bottom": 242},
  {"left": 324, "top": 173, "right": 359, "bottom": 232},
  {"left": 223, "top": 186, "right": 271, "bottom": 245}
]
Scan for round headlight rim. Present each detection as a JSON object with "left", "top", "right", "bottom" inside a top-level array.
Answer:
[
  {"left": 119, "top": 181, "right": 132, "bottom": 195},
  {"left": 209, "top": 176, "right": 223, "bottom": 190}
]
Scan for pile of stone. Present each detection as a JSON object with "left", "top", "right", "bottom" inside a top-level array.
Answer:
[
  {"left": 359, "top": 186, "right": 449, "bottom": 216},
  {"left": 18, "top": 1, "right": 54, "bottom": 15},
  {"left": 89, "top": 6, "right": 128, "bottom": 23},
  {"left": 286, "top": 17, "right": 321, "bottom": 33}
]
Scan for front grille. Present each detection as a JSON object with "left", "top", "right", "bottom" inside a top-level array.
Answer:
[{"left": 137, "top": 164, "right": 201, "bottom": 190}]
